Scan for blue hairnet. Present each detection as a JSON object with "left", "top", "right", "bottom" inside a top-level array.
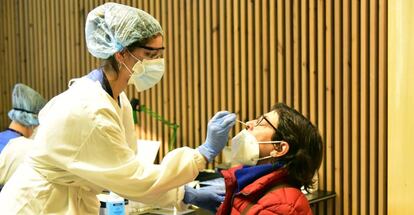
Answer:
[
  {"left": 8, "top": 83, "right": 47, "bottom": 127},
  {"left": 85, "top": 2, "right": 163, "bottom": 59}
]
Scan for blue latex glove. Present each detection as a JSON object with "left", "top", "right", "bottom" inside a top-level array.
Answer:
[
  {"left": 183, "top": 185, "right": 225, "bottom": 213},
  {"left": 198, "top": 111, "right": 236, "bottom": 162}
]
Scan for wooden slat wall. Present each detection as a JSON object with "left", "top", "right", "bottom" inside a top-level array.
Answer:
[{"left": 0, "top": 0, "right": 387, "bottom": 214}]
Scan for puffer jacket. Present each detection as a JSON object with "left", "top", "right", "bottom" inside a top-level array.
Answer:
[{"left": 217, "top": 166, "right": 312, "bottom": 215}]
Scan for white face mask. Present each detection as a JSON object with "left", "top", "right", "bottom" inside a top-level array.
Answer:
[
  {"left": 125, "top": 51, "right": 165, "bottom": 92},
  {"left": 231, "top": 129, "right": 284, "bottom": 166}
]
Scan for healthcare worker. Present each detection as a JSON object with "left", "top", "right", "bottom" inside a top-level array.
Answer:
[
  {"left": 0, "top": 3, "right": 236, "bottom": 214},
  {"left": 0, "top": 83, "right": 46, "bottom": 153},
  {"left": 0, "top": 137, "right": 35, "bottom": 186}
]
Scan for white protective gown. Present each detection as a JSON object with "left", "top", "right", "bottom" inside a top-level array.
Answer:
[
  {"left": 0, "top": 137, "right": 33, "bottom": 185},
  {"left": 0, "top": 78, "right": 206, "bottom": 214}
]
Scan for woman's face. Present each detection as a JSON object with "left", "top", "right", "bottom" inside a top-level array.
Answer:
[
  {"left": 245, "top": 111, "right": 280, "bottom": 161},
  {"left": 118, "top": 35, "right": 164, "bottom": 85}
]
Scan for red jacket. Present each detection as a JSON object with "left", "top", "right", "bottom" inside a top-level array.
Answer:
[{"left": 216, "top": 166, "right": 312, "bottom": 215}]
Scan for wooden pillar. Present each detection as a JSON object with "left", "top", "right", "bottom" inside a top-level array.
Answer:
[{"left": 388, "top": 0, "right": 414, "bottom": 214}]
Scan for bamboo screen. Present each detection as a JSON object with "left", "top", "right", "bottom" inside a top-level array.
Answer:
[{"left": 0, "top": 0, "right": 387, "bottom": 214}]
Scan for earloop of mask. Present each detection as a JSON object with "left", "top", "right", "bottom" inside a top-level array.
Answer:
[{"left": 252, "top": 141, "right": 285, "bottom": 161}]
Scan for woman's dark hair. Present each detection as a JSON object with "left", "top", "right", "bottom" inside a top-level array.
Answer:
[
  {"left": 101, "top": 34, "right": 161, "bottom": 74},
  {"left": 271, "top": 103, "right": 323, "bottom": 191}
]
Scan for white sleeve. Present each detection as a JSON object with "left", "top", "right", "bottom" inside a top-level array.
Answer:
[{"left": 65, "top": 110, "right": 206, "bottom": 208}]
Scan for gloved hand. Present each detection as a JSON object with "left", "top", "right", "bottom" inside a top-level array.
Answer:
[
  {"left": 198, "top": 111, "right": 236, "bottom": 162},
  {"left": 183, "top": 185, "right": 225, "bottom": 213}
]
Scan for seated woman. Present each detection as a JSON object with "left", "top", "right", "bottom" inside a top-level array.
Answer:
[{"left": 216, "top": 103, "right": 323, "bottom": 214}]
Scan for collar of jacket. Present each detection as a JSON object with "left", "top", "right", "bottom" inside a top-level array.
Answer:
[{"left": 219, "top": 166, "right": 289, "bottom": 214}]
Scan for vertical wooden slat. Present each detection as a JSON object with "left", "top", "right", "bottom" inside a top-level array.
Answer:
[
  {"left": 240, "top": 0, "right": 247, "bottom": 123},
  {"left": 269, "top": 0, "right": 276, "bottom": 111},
  {"left": 74, "top": 0, "right": 81, "bottom": 78},
  {"left": 285, "top": 0, "right": 292, "bottom": 106},
  {"left": 343, "top": 0, "right": 351, "bottom": 214},
  {"left": 0, "top": 0, "right": 5, "bottom": 128},
  {"left": 261, "top": 0, "right": 268, "bottom": 114},
  {"left": 9, "top": 0, "right": 17, "bottom": 87},
  {"left": 15, "top": 0, "right": 22, "bottom": 83},
  {"left": 334, "top": 0, "right": 344, "bottom": 213},
  {"left": 47, "top": 0, "right": 54, "bottom": 98},
  {"left": 378, "top": 0, "right": 387, "bottom": 214},
  {"left": 0, "top": 2, "right": 9, "bottom": 124},
  {"left": 0, "top": 0, "right": 6, "bottom": 129},
  {"left": 254, "top": 0, "right": 262, "bottom": 114},
  {"left": 199, "top": 0, "right": 207, "bottom": 149},
  {"left": 325, "top": 0, "right": 335, "bottom": 213},
  {"left": 277, "top": 0, "right": 285, "bottom": 103},
  {"left": 192, "top": 0, "right": 200, "bottom": 149},
  {"left": 0, "top": 1, "right": 4, "bottom": 89},
  {"left": 360, "top": 0, "right": 369, "bottom": 213},
  {"left": 43, "top": 0, "right": 49, "bottom": 96},
  {"left": 3, "top": 0, "right": 11, "bottom": 119},
  {"left": 2, "top": 0, "right": 10, "bottom": 129},
  {"left": 34, "top": 0, "right": 41, "bottom": 92},
  {"left": 210, "top": 0, "right": 218, "bottom": 168},
  {"left": 351, "top": 0, "right": 361, "bottom": 214},
  {"left": 40, "top": 0, "right": 47, "bottom": 95},
  {"left": 53, "top": 0, "right": 61, "bottom": 96},
  {"left": 205, "top": 0, "right": 212, "bottom": 144},
  {"left": 369, "top": 0, "right": 379, "bottom": 214},
  {"left": 67, "top": 0, "right": 74, "bottom": 83},
  {"left": 217, "top": 0, "right": 226, "bottom": 164},
  {"left": 317, "top": 0, "right": 326, "bottom": 212},
  {"left": 219, "top": 0, "right": 226, "bottom": 113},
  {"left": 179, "top": 0, "right": 187, "bottom": 149},
  {"left": 27, "top": 0, "right": 34, "bottom": 92},
  {"left": 226, "top": 0, "right": 235, "bottom": 134},
  {"left": 293, "top": 0, "right": 301, "bottom": 110},
  {"left": 247, "top": 0, "right": 254, "bottom": 119},
  {"left": 300, "top": 0, "right": 309, "bottom": 117},
  {"left": 309, "top": 0, "right": 316, "bottom": 123},
  {"left": 185, "top": 0, "right": 194, "bottom": 149},
  {"left": 233, "top": 0, "right": 241, "bottom": 133}
]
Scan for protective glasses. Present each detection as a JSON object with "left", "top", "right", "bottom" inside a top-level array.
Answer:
[{"left": 138, "top": 45, "right": 165, "bottom": 59}]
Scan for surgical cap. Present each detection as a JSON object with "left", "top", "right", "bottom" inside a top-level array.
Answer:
[
  {"left": 85, "top": 2, "right": 163, "bottom": 59},
  {"left": 8, "top": 83, "right": 47, "bottom": 127}
]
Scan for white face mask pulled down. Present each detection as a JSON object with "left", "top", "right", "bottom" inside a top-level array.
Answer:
[
  {"left": 231, "top": 129, "right": 284, "bottom": 166},
  {"left": 124, "top": 51, "right": 165, "bottom": 92}
]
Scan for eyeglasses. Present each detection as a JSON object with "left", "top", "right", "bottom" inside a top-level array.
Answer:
[
  {"left": 236, "top": 114, "right": 278, "bottom": 132},
  {"left": 255, "top": 115, "right": 278, "bottom": 132}
]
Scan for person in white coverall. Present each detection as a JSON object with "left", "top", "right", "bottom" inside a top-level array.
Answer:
[
  {"left": 0, "top": 83, "right": 46, "bottom": 153},
  {"left": 0, "top": 83, "right": 46, "bottom": 187},
  {"left": 0, "top": 3, "right": 236, "bottom": 214}
]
